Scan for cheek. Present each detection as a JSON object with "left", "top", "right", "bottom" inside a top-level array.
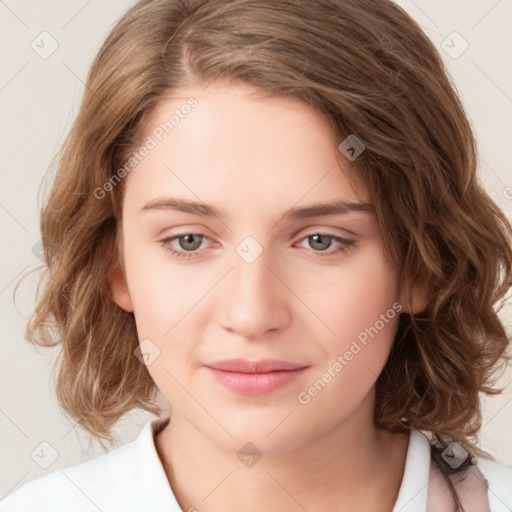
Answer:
[
  {"left": 296, "top": 247, "right": 401, "bottom": 408},
  {"left": 297, "top": 243, "right": 400, "bottom": 350},
  {"left": 122, "top": 236, "right": 211, "bottom": 336}
]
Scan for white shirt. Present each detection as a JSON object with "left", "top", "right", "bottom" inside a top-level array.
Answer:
[{"left": 1, "top": 418, "right": 510, "bottom": 511}]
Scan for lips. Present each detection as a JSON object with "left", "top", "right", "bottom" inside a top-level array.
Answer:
[
  {"left": 206, "top": 358, "right": 306, "bottom": 373},
  {"left": 205, "top": 358, "right": 308, "bottom": 395}
]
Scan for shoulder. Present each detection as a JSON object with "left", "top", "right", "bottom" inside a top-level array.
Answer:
[
  {"left": 0, "top": 418, "right": 178, "bottom": 512},
  {"left": 0, "top": 439, "right": 137, "bottom": 512},
  {"left": 0, "top": 418, "right": 177, "bottom": 512},
  {"left": 423, "top": 428, "right": 512, "bottom": 512},
  {"left": 408, "top": 430, "right": 511, "bottom": 512},
  {"left": 474, "top": 454, "right": 512, "bottom": 511}
]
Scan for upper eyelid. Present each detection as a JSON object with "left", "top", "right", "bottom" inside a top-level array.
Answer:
[
  {"left": 162, "top": 230, "right": 355, "bottom": 247},
  {"left": 150, "top": 210, "right": 367, "bottom": 237}
]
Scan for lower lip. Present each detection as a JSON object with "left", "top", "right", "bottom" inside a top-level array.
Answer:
[{"left": 206, "top": 367, "right": 307, "bottom": 395}]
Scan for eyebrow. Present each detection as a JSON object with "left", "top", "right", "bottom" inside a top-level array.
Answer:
[{"left": 141, "top": 197, "right": 374, "bottom": 220}]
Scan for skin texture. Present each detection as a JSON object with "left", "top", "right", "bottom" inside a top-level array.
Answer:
[{"left": 110, "top": 81, "right": 425, "bottom": 511}]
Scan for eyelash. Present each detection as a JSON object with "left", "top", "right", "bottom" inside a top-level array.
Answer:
[{"left": 160, "top": 232, "right": 356, "bottom": 260}]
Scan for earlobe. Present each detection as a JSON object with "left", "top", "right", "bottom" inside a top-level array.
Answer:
[
  {"left": 109, "top": 264, "right": 134, "bottom": 313},
  {"left": 399, "top": 279, "right": 429, "bottom": 315}
]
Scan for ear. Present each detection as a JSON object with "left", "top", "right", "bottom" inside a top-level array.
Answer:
[
  {"left": 399, "top": 278, "right": 429, "bottom": 315},
  {"left": 109, "top": 263, "right": 134, "bottom": 313}
]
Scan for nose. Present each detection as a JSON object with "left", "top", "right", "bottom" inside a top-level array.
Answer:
[{"left": 217, "top": 245, "right": 291, "bottom": 340}]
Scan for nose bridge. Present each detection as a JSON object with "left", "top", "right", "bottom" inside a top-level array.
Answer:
[
  {"left": 230, "top": 236, "right": 278, "bottom": 307},
  {"left": 232, "top": 241, "right": 272, "bottom": 295},
  {"left": 218, "top": 235, "right": 289, "bottom": 338}
]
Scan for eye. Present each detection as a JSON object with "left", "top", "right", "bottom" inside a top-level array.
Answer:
[
  {"left": 160, "top": 233, "right": 211, "bottom": 260},
  {"left": 297, "top": 233, "right": 355, "bottom": 257},
  {"left": 160, "top": 232, "right": 356, "bottom": 260}
]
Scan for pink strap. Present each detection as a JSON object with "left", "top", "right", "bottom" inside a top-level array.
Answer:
[{"left": 427, "top": 458, "right": 491, "bottom": 512}]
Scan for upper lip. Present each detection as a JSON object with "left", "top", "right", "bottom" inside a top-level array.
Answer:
[{"left": 206, "top": 358, "right": 307, "bottom": 373}]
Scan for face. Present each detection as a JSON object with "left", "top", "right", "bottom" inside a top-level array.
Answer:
[{"left": 111, "top": 81, "right": 412, "bottom": 455}]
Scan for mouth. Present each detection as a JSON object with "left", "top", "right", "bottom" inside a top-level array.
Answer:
[{"left": 204, "top": 358, "right": 309, "bottom": 395}]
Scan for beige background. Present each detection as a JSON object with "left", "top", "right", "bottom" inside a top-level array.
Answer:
[{"left": 0, "top": 0, "right": 511, "bottom": 499}]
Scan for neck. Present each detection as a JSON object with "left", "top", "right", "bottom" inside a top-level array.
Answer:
[{"left": 155, "top": 392, "right": 409, "bottom": 512}]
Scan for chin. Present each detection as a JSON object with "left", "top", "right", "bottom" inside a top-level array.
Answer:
[{"left": 202, "top": 414, "right": 314, "bottom": 456}]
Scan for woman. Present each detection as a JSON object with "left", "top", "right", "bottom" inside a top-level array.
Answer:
[{"left": 2, "top": 0, "right": 511, "bottom": 510}]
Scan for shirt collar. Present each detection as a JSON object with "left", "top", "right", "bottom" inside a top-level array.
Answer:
[
  {"left": 392, "top": 429, "right": 432, "bottom": 512},
  {"left": 136, "top": 417, "right": 182, "bottom": 511},
  {"left": 141, "top": 418, "right": 432, "bottom": 512}
]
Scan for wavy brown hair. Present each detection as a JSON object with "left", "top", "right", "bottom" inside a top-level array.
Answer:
[{"left": 19, "top": 0, "right": 512, "bottom": 508}]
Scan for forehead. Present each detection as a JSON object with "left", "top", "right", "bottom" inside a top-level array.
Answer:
[{"left": 123, "top": 82, "right": 369, "bottom": 217}]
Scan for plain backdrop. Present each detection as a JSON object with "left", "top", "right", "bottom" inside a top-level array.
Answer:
[{"left": 1, "top": 0, "right": 511, "bottom": 499}]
